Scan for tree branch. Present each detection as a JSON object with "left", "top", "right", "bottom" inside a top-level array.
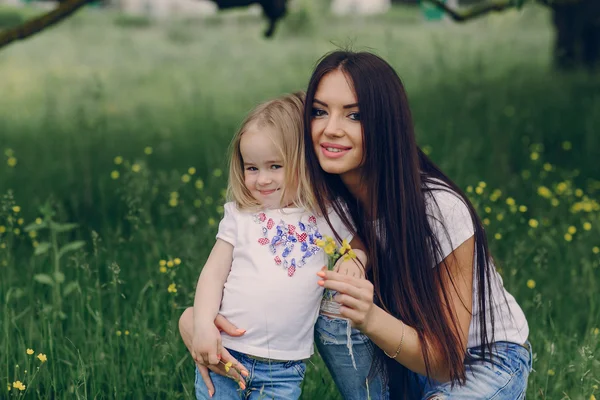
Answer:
[
  {"left": 424, "top": 0, "right": 515, "bottom": 22},
  {"left": 0, "top": 0, "right": 92, "bottom": 50}
]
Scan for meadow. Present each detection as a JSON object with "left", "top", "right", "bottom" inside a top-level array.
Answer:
[{"left": 0, "top": 2, "right": 599, "bottom": 398}]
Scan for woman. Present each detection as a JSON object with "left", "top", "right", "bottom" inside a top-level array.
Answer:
[{"left": 181, "top": 50, "right": 532, "bottom": 399}]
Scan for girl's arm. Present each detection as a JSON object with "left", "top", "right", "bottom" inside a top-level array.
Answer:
[
  {"left": 192, "top": 239, "right": 234, "bottom": 364},
  {"left": 319, "top": 236, "right": 474, "bottom": 382}
]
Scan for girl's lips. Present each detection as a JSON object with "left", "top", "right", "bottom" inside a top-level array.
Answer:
[
  {"left": 259, "top": 189, "right": 278, "bottom": 195},
  {"left": 320, "top": 144, "right": 350, "bottom": 159}
]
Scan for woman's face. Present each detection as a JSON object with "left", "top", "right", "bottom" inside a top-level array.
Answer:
[{"left": 310, "top": 69, "right": 364, "bottom": 184}]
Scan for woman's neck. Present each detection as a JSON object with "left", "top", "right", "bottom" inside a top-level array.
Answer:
[{"left": 341, "top": 171, "right": 371, "bottom": 213}]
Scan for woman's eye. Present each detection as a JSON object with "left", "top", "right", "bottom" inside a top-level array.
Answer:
[
  {"left": 348, "top": 112, "right": 360, "bottom": 121},
  {"left": 311, "top": 107, "right": 326, "bottom": 118}
]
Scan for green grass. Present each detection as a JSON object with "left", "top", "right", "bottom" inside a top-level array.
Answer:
[{"left": 1, "top": 3, "right": 599, "bottom": 399}]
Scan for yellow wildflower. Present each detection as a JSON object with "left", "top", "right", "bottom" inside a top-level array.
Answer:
[
  {"left": 593, "top": 246, "right": 599, "bottom": 255},
  {"left": 478, "top": 181, "right": 487, "bottom": 189},
  {"left": 530, "top": 152, "right": 539, "bottom": 161},
  {"left": 114, "top": 156, "right": 123, "bottom": 165},
  {"left": 181, "top": 174, "right": 191, "bottom": 183},
  {"left": 494, "top": 233, "right": 502, "bottom": 240},
  {"left": 208, "top": 218, "right": 216, "bottom": 226},
  {"left": 169, "top": 198, "right": 178, "bottom": 207},
  {"left": 144, "top": 146, "right": 153, "bottom": 155},
  {"left": 17, "top": 218, "right": 23, "bottom": 225},
  {"left": 324, "top": 243, "right": 335, "bottom": 255},
  {"left": 111, "top": 170, "right": 120, "bottom": 180},
  {"left": 496, "top": 213, "right": 504, "bottom": 221},
  {"left": 518, "top": 205, "right": 527, "bottom": 213},
  {"left": 551, "top": 198, "right": 560, "bottom": 207},
  {"left": 475, "top": 186, "right": 484, "bottom": 195},
  {"left": 29, "top": 231, "right": 37, "bottom": 239},
  {"left": 195, "top": 179, "right": 204, "bottom": 190},
  {"left": 205, "top": 197, "right": 214, "bottom": 205},
  {"left": 213, "top": 169, "right": 223, "bottom": 177},
  {"left": 528, "top": 219, "right": 539, "bottom": 228},
  {"left": 131, "top": 164, "right": 141, "bottom": 173},
  {"left": 194, "top": 199, "right": 202, "bottom": 208},
  {"left": 33, "top": 241, "right": 39, "bottom": 248},
  {"left": 159, "top": 266, "right": 167, "bottom": 273},
  {"left": 593, "top": 328, "right": 599, "bottom": 336},
  {"left": 167, "top": 260, "right": 174, "bottom": 268},
  {"left": 27, "top": 348, "right": 34, "bottom": 355},
  {"left": 37, "top": 353, "right": 47, "bottom": 363},
  {"left": 35, "top": 218, "right": 42, "bottom": 225},
  {"left": 315, "top": 239, "right": 325, "bottom": 248},
  {"left": 12, "top": 206, "right": 20, "bottom": 213},
  {"left": 168, "top": 283, "right": 177, "bottom": 293},
  {"left": 466, "top": 186, "right": 473, "bottom": 193},
  {"left": 526, "top": 279, "right": 536, "bottom": 289},
  {"left": 575, "top": 189, "right": 583, "bottom": 197},
  {"left": 188, "top": 167, "right": 196, "bottom": 175},
  {"left": 567, "top": 226, "right": 577, "bottom": 235},
  {"left": 556, "top": 182, "right": 568, "bottom": 194},
  {"left": 562, "top": 141, "right": 572, "bottom": 150},
  {"left": 591, "top": 395, "right": 596, "bottom": 400},
  {"left": 7, "top": 157, "right": 17, "bottom": 167},
  {"left": 483, "top": 218, "right": 490, "bottom": 226},
  {"left": 537, "top": 186, "right": 552, "bottom": 199},
  {"left": 224, "top": 361, "right": 232, "bottom": 373},
  {"left": 339, "top": 240, "right": 351, "bottom": 255},
  {"left": 125, "top": 330, "right": 130, "bottom": 336},
  {"left": 116, "top": 330, "right": 122, "bottom": 336},
  {"left": 12, "top": 381, "right": 25, "bottom": 391},
  {"left": 0, "top": 226, "right": 5, "bottom": 233},
  {"left": 543, "top": 163, "right": 553, "bottom": 172},
  {"left": 174, "top": 258, "right": 181, "bottom": 266},
  {"left": 547, "top": 369, "right": 555, "bottom": 376},
  {"left": 13, "top": 228, "right": 20, "bottom": 235},
  {"left": 484, "top": 207, "right": 491, "bottom": 213},
  {"left": 564, "top": 233, "right": 572, "bottom": 242},
  {"left": 7, "top": 384, "right": 10, "bottom": 391},
  {"left": 506, "top": 197, "right": 516, "bottom": 206},
  {"left": 343, "top": 249, "right": 357, "bottom": 260},
  {"left": 159, "top": 259, "right": 166, "bottom": 267}
]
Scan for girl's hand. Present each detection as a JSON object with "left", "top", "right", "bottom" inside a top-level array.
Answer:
[
  {"left": 196, "top": 347, "right": 249, "bottom": 394},
  {"left": 333, "top": 249, "right": 367, "bottom": 278},
  {"left": 192, "top": 322, "right": 223, "bottom": 366},
  {"left": 317, "top": 269, "right": 376, "bottom": 332}
]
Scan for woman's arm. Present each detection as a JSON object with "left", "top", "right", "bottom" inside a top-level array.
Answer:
[{"left": 318, "top": 236, "right": 474, "bottom": 382}]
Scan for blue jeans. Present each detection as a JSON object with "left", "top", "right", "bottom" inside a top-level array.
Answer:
[
  {"left": 315, "top": 315, "right": 533, "bottom": 400},
  {"left": 315, "top": 315, "right": 389, "bottom": 400},
  {"left": 194, "top": 348, "right": 306, "bottom": 400}
]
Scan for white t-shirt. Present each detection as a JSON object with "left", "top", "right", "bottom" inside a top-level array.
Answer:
[
  {"left": 425, "top": 182, "right": 529, "bottom": 348},
  {"left": 217, "top": 202, "right": 353, "bottom": 360}
]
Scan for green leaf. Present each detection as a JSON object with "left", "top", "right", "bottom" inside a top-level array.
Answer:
[
  {"left": 53, "top": 271, "right": 65, "bottom": 284},
  {"left": 34, "top": 242, "right": 51, "bottom": 256},
  {"left": 50, "top": 222, "right": 79, "bottom": 233},
  {"left": 57, "top": 241, "right": 85, "bottom": 259},
  {"left": 63, "top": 282, "right": 80, "bottom": 297},
  {"left": 24, "top": 221, "right": 47, "bottom": 232},
  {"left": 34, "top": 274, "right": 54, "bottom": 286}
]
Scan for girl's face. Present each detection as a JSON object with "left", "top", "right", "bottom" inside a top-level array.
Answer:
[
  {"left": 240, "top": 124, "right": 296, "bottom": 209},
  {"left": 311, "top": 69, "right": 364, "bottom": 183}
]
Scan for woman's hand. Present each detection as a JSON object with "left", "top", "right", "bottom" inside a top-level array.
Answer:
[{"left": 317, "top": 269, "right": 376, "bottom": 332}]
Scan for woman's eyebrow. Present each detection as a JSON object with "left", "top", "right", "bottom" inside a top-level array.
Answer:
[{"left": 313, "top": 99, "right": 358, "bottom": 109}]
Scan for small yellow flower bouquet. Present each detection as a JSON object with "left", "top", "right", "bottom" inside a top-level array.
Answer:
[{"left": 316, "top": 236, "right": 357, "bottom": 301}]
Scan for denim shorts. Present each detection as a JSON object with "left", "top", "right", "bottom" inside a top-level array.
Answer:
[
  {"left": 315, "top": 314, "right": 533, "bottom": 400},
  {"left": 194, "top": 348, "right": 306, "bottom": 400}
]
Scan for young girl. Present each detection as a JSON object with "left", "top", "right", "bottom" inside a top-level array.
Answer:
[{"left": 185, "top": 92, "right": 365, "bottom": 400}]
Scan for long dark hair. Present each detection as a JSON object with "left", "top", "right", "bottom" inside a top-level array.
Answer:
[{"left": 304, "top": 51, "right": 497, "bottom": 396}]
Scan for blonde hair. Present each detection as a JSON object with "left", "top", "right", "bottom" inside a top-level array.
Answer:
[{"left": 227, "top": 92, "right": 314, "bottom": 211}]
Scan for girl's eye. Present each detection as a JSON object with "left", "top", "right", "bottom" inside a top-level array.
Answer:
[
  {"left": 270, "top": 165, "right": 283, "bottom": 170},
  {"left": 348, "top": 112, "right": 360, "bottom": 121},
  {"left": 246, "top": 167, "right": 258, "bottom": 172},
  {"left": 311, "top": 107, "right": 326, "bottom": 118}
]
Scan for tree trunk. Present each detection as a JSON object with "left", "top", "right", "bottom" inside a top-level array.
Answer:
[{"left": 552, "top": 0, "right": 600, "bottom": 71}]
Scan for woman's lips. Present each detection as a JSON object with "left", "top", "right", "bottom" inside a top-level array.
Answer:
[{"left": 320, "top": 143, "right": 351, "bottom": 159}]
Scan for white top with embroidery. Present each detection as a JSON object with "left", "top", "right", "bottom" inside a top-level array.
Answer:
[{"left": 217, "top": 202, "right": 353, "bottom": 360}]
